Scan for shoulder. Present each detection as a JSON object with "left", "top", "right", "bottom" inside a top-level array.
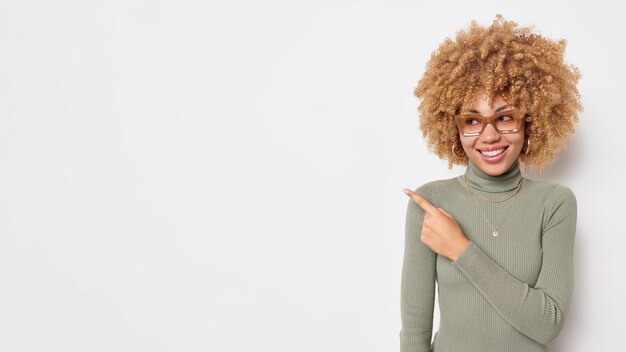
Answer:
[
  {"left": 551, "top": 183, "right": 577, "bottom": 205},
  {"left": 523, "top": 178, "right": 577, "bottom": 205},
  {"left": 523, "top": 179, "right": 577, "bottom": 223},
  {"left": 548, "top": 183, "right": 577, "bottom": 216}
]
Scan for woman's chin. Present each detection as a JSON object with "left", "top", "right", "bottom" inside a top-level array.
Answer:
[{"left": 470, "top": 149, "right": 518, "bottom": 176}]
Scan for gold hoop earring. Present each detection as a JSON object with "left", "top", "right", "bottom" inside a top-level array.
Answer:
[
  {"left": 522, "top": 138, "right": 531, "bottom": 154},
  {"left": 451, "top": 140, "right": 465, "bottom": 158}
]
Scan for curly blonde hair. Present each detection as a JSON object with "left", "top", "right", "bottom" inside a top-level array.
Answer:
[{"left": 414, "top": 14, "right": 583, "bottom": 171}]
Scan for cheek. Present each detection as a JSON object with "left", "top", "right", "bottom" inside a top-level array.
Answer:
[
  {"left": 505, "top": 133, "right": 526, "bottom": 158},
  {"left": 511, "top": 131, "right": 526, "bottom": 149},
  {"left": 459, "top": 136, "right": 476, "bottom": 151}
]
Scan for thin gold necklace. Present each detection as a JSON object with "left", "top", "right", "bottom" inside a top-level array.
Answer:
[
  {"left": 462, "top": 176, "right": 525, "bottom": 237},
  {"left": 463, "top": 174, "right": 523, "bottom": 203}
]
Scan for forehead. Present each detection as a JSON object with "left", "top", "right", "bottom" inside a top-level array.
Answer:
[{"left": 461, "top": 93, "right": 511, "bottom": 113}]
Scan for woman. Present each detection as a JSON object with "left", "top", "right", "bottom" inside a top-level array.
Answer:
[{"left": 399, "top": 15, "right": 583, "bottom": 352}]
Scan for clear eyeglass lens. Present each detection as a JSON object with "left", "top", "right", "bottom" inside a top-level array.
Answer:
[
  {"left": 495, "top": 116, "right": 518, "bottom": 131},
  {"left": 460, "top": 117, "right": 483, "bottom": 134}
]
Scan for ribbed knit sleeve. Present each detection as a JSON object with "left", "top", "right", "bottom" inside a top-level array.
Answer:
[
  {"left": 400, "top": 185, "right": 437, "bottom": 352},
  {"left": 451, "top": 184, "right": 577, "bottom": 345}
]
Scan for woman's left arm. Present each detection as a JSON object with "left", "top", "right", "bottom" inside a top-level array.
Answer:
[{"left": 451, "top": 184, "right": 577, "bottom": 345}]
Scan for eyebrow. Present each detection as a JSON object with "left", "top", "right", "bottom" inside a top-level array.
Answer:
[{"left": 464, "top": 105, "right": 511, "bottom": 114}]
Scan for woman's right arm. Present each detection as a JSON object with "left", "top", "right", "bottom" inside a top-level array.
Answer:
[{"left": 400, "top": 185, "right": 438, "bottom": 352}]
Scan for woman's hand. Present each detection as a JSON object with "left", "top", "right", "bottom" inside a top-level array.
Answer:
[{"left": 403, "top": 189, "right": 470, "bottom": 261}]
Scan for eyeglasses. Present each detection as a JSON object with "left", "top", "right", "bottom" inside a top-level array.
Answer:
[{"left": 454, "top": 109, "right": 526, "bottom": 137}]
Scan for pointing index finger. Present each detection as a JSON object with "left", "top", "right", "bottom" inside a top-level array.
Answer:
[{"left": 403, "top": 189, "right": 437, "bottom": 214}]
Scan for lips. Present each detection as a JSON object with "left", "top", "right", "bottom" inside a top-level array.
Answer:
[
  {"left": 479, "top": 146, "right": 507, "bottom": 157},
  {"left": 476, "top": 146, "right": 509, "bottom": 163}
]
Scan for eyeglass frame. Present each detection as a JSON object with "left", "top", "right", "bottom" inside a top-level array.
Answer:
[{"left": 454, "top": 109, "right": 527, "bottom": 137}]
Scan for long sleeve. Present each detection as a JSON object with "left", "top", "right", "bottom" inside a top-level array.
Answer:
[
  {"left": 451, "top": 184, "right": 577, "bottom": 345},
  {"left": 400, "top": 185, "right": 438, "bottom": 352}
]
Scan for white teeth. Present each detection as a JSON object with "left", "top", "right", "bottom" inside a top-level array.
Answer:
[{"left": 481, "top": 148, "right": 505, "bottom": 157}]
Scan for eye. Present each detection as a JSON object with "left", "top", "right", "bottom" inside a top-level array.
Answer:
[
  {"left": 464, "top": 118, "right": 480, "bottom": 125},
  {"left": 497, "top": 114, "right": 514, "bottom": 122}
]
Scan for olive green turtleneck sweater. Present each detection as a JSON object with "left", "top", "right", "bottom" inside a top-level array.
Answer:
[{"left": 400, "top": 160, "right": 577, "bottom": 352}]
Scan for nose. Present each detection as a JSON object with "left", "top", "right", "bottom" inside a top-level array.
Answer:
[{"left": 480, "top": 122, "right": 501, "bottom": 143}]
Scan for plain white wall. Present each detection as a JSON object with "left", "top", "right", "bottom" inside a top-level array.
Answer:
[{"left": 0, "top": 0, "right": 624, "bottom": 351}]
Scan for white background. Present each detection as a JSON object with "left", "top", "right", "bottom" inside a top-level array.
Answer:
[{"left": 1, "top": 0, "right": 624, "bottom": 351}]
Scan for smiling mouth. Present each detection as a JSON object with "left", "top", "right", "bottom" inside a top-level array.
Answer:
[{"left": 478, "top": 146, "right": 509, "bottom": 157}]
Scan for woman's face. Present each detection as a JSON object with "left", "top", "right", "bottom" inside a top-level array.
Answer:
[{"left": 458, "top": 92, "right": 525, "bottom": 176}]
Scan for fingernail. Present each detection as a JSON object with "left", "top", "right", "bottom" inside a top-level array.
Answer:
[{"left": 403, "top": 189, "right": 409, "bottom": 195}]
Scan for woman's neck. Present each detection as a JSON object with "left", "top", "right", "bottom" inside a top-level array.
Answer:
[{"left": 463, "top": 160, "right": 522, "bottom": 193}]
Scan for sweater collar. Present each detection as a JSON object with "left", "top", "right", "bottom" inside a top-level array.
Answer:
[{"left": 463, "top": 159, "right": 522, "bottom": 193}]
